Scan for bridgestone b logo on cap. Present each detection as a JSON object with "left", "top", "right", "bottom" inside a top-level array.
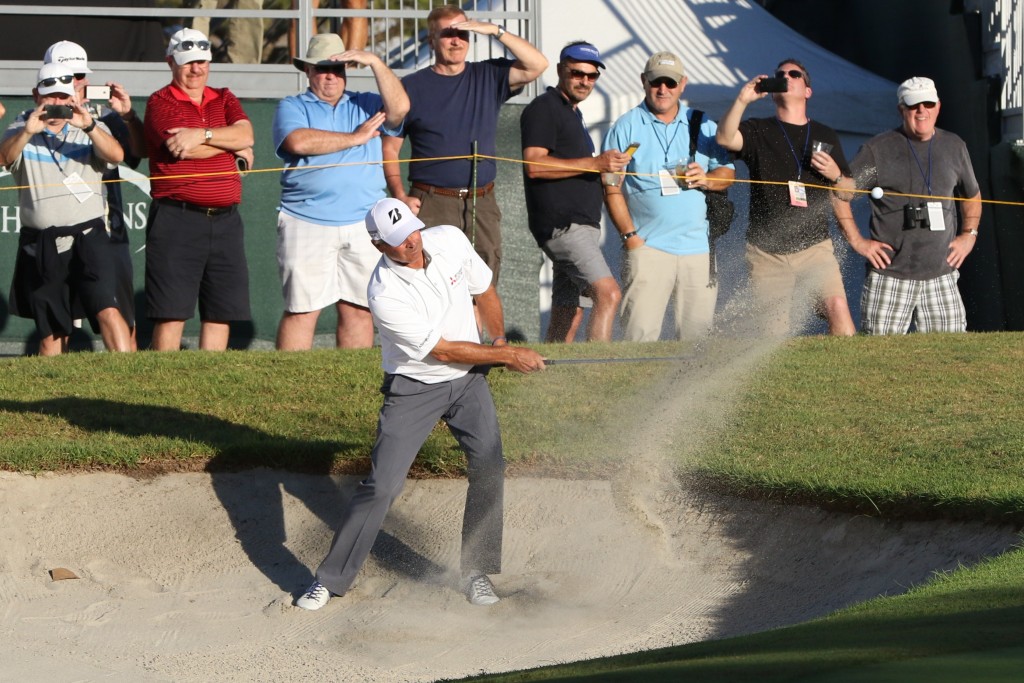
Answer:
[{"left": 388, "top": 208, "right": 402, "bottom": 224}]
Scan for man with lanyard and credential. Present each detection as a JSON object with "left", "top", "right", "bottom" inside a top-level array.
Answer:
[
  {"left": 832, "top": 77, "right": 981, "bottom": 334},
  {"left": 717, "top": 58, "right": 856, "bottom": 336}
]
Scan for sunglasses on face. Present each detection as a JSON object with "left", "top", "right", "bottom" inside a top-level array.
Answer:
[
  {"left": 437, "top": 27, "right": 470, "bottom": 40},
  {"left": 74, "top": 73, "right": 87, "bottom": 81},
  {"left": 775, "top": 69, "right": 806, "bottom": 80},
  {"left": 567, "top": 68, "right": 600, "bottom": 82},
  {"left": 176, "top": 40, "right": 211, "bottom": 52},
  {"left": 313, "top": 64, "right": 347, "bottom": 76},
  {"left": 905, "top": 101, "right": 937, "bottom": 110},
  {"left": 38, "top": 74, "right": 74, "bottom": 87},
  {"left": 649, "top": 77, "right": 679, "bottom": 89}
]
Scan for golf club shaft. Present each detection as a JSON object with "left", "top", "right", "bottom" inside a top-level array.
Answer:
[{"left": 543, "top": 355, "right": 695, "bottom": 366}]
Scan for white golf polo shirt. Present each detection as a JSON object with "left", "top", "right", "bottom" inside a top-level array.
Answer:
[{"left": 368, "top": 225, "right": 493, "bottom": 384}]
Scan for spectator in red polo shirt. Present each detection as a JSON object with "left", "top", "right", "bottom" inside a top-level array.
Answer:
[{"left": 143, "top": 28, "right": 254, "bottom": 351}]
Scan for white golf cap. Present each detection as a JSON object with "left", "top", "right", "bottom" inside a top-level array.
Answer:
[
  {"left": 167, "top": 28, "right": 213, "bottom": 65},
  {"left": 36, "top": 63, "right": 77, "bottom": 97},
  {"left": 365, "top": 198, "right": 425, "bottom": 247},
  {"left": 43, "top": 40, "right": 91, "bottom": 74},
  {"left": 897, "top": 76, "right": 940, "bottom": 106}
]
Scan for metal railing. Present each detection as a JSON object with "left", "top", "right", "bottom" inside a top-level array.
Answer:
[
  {"left": 0, "top": 1, "right": 540, "bottom": 100},
  {"left": 972, "top": 0, "right": 1023, "bottom": 142}
]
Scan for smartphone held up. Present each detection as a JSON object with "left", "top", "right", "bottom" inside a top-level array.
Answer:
[
  {"left": 43, "top": 104, "right": 74, "bottom": 120},
  {"left": 754, "top": 77, "right": 788, "bottom": 93},
  {"left": 85, "top": 85, "right": 111, "bottom": 101}
]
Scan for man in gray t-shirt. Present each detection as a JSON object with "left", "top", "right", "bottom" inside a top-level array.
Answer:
[{"left": 833, "top": 77, "right": 982, "bottom": 334}]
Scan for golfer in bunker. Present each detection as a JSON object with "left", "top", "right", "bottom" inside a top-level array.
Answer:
[{"left": 297, "top": 198, "right": 546, "bottom": 610}]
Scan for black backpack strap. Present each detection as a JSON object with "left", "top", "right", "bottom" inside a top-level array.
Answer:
[
  {"left": 688, "top": 109, "right": 718, "bottom": 288},
  {"left": 688, "top": 109, "right": 704, "bottom": 159}
]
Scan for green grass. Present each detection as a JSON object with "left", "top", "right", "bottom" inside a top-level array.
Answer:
[
  {"left": 3, "top": 333, "right": 1023, "bottom": 682},
  {"left": 0, "top": 342, "right": 686, "bottom": 475},
  {"left": 693, "top": 333, "right": 1024, "bottom": 523},
  {"left": 456, "top": 546, "right": 1024, "bottom": 682}
]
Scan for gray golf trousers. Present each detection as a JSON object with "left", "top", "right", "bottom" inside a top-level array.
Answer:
[{"left": 315, "top": 368, "right": 505, "bottom": 596}]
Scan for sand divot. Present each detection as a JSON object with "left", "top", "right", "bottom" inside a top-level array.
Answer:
[{"left": 49, "top": 567, "right": 78, "bottom": 581}]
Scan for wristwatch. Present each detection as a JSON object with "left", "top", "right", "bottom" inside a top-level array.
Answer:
[
  {"left": 621, "top": 230, "right": 638, "bottom": 242},
  {"left": 204, "top": 128, "right": 213, "bottom": 143},
  {"left": 495, "top": 25, "right": 506, "bottom": 39},
  {"left": 966, "top": 229, "right": 979, "bottom": 237}
]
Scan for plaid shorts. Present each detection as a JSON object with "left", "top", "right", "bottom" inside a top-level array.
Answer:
[{"left": 861, "top": 270, "right": 966, "bottom": 334}]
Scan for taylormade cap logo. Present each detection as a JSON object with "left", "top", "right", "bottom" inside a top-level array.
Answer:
[{"left": 366, "top": 198, "right": 425, "bottom": 247}]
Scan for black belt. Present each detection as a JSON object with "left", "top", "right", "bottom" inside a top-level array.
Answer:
[
  {"left": 411, "top": 182, "right": 494, "bottom": 198},
  {"left": 157, "top": 198, "right": 237, "bottom": 217}
]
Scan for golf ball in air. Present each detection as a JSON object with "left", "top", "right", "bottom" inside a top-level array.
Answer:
[{"left": 871, "top": 187, "right": 884, "bottom": 200}]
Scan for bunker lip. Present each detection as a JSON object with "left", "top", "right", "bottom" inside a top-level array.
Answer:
[{"left": 0, "top": 470, "right": 1017, "bottom": 683}]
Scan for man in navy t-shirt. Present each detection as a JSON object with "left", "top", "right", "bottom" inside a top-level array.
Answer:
[{"left": 382, "top": 3, "right": 546, "bottom": 286}]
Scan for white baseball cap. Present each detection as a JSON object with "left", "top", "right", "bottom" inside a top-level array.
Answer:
[
  {"left": 167, "top": 28, "right": 213, "bottom": 65},
  {"left": 365, "top": 198, "right": 425, "bottom": 247},
  {"left": 43, "top": 40, "right": 91, "bottom": 74},
  {"left": 36, "top": 63, "right": 77, "bottom": 97},
  {"left": 897, "top": 77, "right": 940, "bottom": 107}
]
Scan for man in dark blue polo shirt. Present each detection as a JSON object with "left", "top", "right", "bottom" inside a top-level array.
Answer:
[{"left": 520, "top": 41, "right": 630, "bottom": 342}]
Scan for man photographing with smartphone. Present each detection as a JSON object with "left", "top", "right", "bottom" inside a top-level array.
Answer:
[
  {"left": 43, "top": 40, "right": 146, "bottom": 350},
  {"left": 0, "top": 62, "right": 131, "bottom": 355},
  {"left": 717, "top": 58, "right": 856, "bottom": 337}
]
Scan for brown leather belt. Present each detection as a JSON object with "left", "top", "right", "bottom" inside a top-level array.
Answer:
[
  {"left": 157, "top": 198, "right": 237, "bottom": 217},
  {"left": 411, "top": 182, "right": 494, "bottom": 198}
]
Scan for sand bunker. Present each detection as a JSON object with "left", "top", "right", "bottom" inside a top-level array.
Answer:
[
  {"left": 3, "top": 336, "right": 1018, "bottom": 681},
  {"left": 1, "top": 470, "right": 1017, "bottom": 682}
]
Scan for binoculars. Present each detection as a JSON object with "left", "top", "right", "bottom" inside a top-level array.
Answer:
[{"left": 903, "top": 203, "right": 931, "bottom": 229}]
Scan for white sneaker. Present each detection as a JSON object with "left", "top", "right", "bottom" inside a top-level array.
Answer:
[
  {"left": 295, "top": 581, "right": 332, "bottom": 611},
  {"left": 466, "top": 574, "right": 500, "bottom": 606}
]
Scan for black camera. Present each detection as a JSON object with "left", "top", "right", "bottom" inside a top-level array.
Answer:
[
  {"left": 754, "top": 77, "right": 788, "bottom": 93},
  {"left": 43, "top": 104, "right": 74, "bottom": 120},
  {"left": 903, "top": 203, "right": 931, "bottom": 229}
]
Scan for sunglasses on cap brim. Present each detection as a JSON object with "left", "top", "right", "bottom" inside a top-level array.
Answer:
[
  {"left": 176, "top": 40, "right": 211, "bottom": 52},
  {"left": 38, "top": 75, "right": 75, "bottom": 87}
]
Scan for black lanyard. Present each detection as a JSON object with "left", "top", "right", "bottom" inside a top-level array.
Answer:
[
  {"left": 774, "top": 117, "right": 811, "bottom": 181},
  {"left": 906, "top": 134, "right": 934, "bottom": 195},
  {"left": 41, "top": 126, "right": 69, "bottom": 175},
  {"left": 652, "top": 114, "right": 682, "bottom": 164}
]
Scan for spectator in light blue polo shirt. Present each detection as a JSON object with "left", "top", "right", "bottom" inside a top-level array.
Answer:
[
  {"left": 271, "top": 33, "right": 409, "bottom": 350},
  {"left": 603, "top": 51, "right": 734, "bottom": 342}
]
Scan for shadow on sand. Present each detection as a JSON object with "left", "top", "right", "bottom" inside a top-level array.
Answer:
[{"left": 0, "top": 396, "right": 445, "bottom": 595}]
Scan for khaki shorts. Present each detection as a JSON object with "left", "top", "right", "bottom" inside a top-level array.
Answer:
[
  {"left": 276, "top": 212, "right": 380, "bottom": 312},
  {"left": 745, "top": 239, "right": 847, "bottom": 336},
  {"left": 620, "top": 245, "right": 717, "bottom": 341}
]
